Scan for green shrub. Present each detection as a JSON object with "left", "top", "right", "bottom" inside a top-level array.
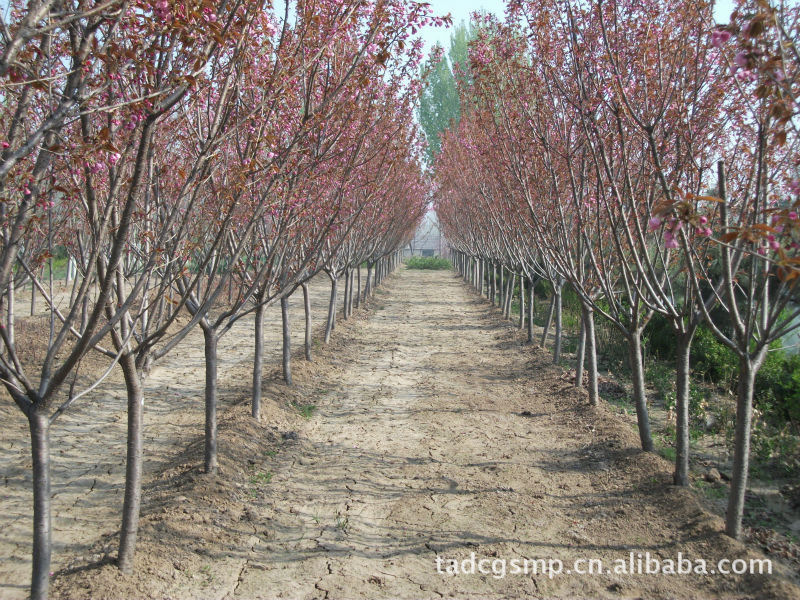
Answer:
[
  {"left": 690, "top": 327, "right": 738, "bottom": 388},
  {"left": 405, "top": 256, "right": 452, "bottom": 270},
  {"left": 754, "top": 344, "right": 800, "bottom": 426},
  {"left": 646, "top": 362, "right": 674, "bottom": 403},
  {"left": 645, "top": 313, "right": 677, "bottom": 362}
]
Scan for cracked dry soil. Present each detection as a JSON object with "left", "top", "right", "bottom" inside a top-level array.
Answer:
[{"left": 46, "top": 269, "right": 800, "bottom": 598}]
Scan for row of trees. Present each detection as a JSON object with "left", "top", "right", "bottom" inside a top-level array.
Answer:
[
  {"left": 435, "top": 0, "right": 799, "bottom": 541},
  {"left": 0, "top": 0, "right": 440, "bottom": 597}
]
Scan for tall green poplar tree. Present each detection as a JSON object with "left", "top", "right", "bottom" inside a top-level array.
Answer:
[{"left": 419, "top": 21, "right": 476, "bottom": 163}]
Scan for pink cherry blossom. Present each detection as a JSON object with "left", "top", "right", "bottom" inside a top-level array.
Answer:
[{"left": 711, "top": 30, "right": 731, "bottom": 48}]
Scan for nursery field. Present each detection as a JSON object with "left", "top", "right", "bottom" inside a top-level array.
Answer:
[
  {"left": 0, "top": 276, "right": 343, "bottom": 599},
  {"left": 6, "top": 0, "right": 800, "bottom": 597},
  {"left": 1, "top": 269, "right": 794, "bottom": 599}
]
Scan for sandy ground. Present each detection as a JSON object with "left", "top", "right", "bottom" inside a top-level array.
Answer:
[
  {"left": 26, "top": 268, "right": 795, "bottom": 599},
  {"left": 0, "top": 276, "right": 342, "bottom": 600}
]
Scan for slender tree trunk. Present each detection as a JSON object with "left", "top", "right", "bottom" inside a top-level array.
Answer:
[
  {"left": 29, "top": 409, "right": 51, "bottom": 600},
  {"left": 281, "top": 295, "right": 292, "bottom": 385},
  {"left": 324, "top": 276, "right": 337, "bottom": 344},
  {"left": 725, "top": 353, "right": 763, "bottom": 539},
  {"left": 504, "top": 273, "right": 515, "bottom": 318},
  {"left": 468, "top": 257, "right": 473, "bottom": 286},
  {"left": 30, "top": 273, "right": 36, "bottom": 316},
  {"left": 366, "top": 263, "right": 373, "bottom": 298},
  {"left": 252, "top": 301, "right": 265, "bottom": 420},
  {"left": 117, "top": 354, "right": 144, "bottom": 573},
  {"left": 489, "top": 261, "right": 494, "bottom": 304},
  {"left": 348, "top": 269, "right": 355, "bottom": 315},
  {"left": 343, "top": 268, "right": 350, "bottom": 320},
  {"left": 541, "top": 293, "right": 555, "bottom": 348},
  {"left": 7, "top": 277, "right": 14, "bottom": 347},
  {"left": 673, "top": 331, "right": 693, "bottom": 486},
  {"left": 300, "top": 283, "right": 312, "bottom": 361},
  {"left": 202, "top": 324, "right": 218, "bottom": 474},
  {"left": 499, "top": 267, "right": 504, "bottom": 308},
  {"left": 575, "top": 310, "right": 586, "bottom": 388},
  {"left": 355, "top": 266, "right": 361, "bottom": 309},
  {"left": 628, "top": 330, "right": 654, "bottom": 452},
  {"left": 552, "top": 283, "right": 562, "bottom": 364},
  {"left": 80, "top": 294, "right": 89, "bottom": 333},
  {"left": 518, "top": 274, "right": 525, "bottom": 330},
  {"left": 583, "top": 304, "right": 599, "bottom": 406},
  {"left": 527, "top": 278, "right": 534, "bottom": 343}
]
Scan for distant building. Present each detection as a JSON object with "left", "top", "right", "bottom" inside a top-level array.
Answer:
[{"left": 404, "top": 212, "right": 449, "bottom": 258}]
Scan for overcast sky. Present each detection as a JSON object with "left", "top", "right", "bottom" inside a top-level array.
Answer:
[{"left": 419, "top": 0, "right": 738, "bottom": 58}]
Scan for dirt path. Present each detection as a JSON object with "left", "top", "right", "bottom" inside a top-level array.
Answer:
[
  {"left": 0, "top": 277, "right": 341, "bottom": 600},
  {"left": 45, "top": 268, "right": 800, "bottom": 599}
]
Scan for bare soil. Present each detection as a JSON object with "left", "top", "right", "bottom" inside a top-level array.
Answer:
[{"left": 4, "top": 269, "right": 800, "bottom": 599}]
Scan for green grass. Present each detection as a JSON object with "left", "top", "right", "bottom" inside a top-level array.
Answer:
[
  {"left": 249, "top": 471, "right": 273, "bottom": 484},
  {"left": 405, "top": 256, "right": 452, "bottom": 270},
  {"left": 335, "top": 515, "right": 350, "bottom": 533},
  {"left": 290, "top": 401, "right": 317, "bottom": 419},
  {"left": 695, "top": 479, "right": 726, "bottom": 500},
  {"left": 656, "top": 441, "right": 676, "bottom": 463}
]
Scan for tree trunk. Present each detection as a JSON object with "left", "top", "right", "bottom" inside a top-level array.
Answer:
[
  {"left": 324, "top": 276, "right": 337, "bottom": 344},
  {"left": 541, "top": 293, "right": 555, "bottom": 348},
  {"left": 518, "top": 274, "right": 525, "bottom": 330},
  {"left": 7, "top": 277, "right": 14, "bottom": 347},
  {"left": 117, "top": 354, "right": 144, "bottom": 573},
  {"left": 355, "top": 266, "right": 361, "bottom": 309},
  {"left": 673, "top": 331, "right": 694, "bottom": 486},
  {"left": 628, "top": 331, "right": 654, "bottom": 452},
  {"left": 575, "top": 310, "right": 586, "bottom": 388},
  {"left": 29, "top": 409, "right": 51, "bottom": 600},
  {"left": 490, "top": 262, "right": 496, "bottom": 306},
  {"left": 251, "top": 301, "right": 265, "bottom": 420},
  {"left": 504, "top": 273, "right": 515, "bottom": 318},
  {"left": 302, "top": 283, "right": 312, "bottom": 361},
  {"left": 348, "top": 269, "right": 355, "bottom": 315},
  {"left": 502, "top": 272, "right": 509, "bottom": 317},
  {"left": 202, "top": 325, "right": 218, "bottom": 474},
  {"left": 281, "top": 295, "right": 292, "bottom": 385},
  {"left": 80, "top": 294, "right": 89, "bottom": 334},
  {"left": 552, "top": 282, "right": 562, "bottom": 364},
  {"left": 343, "top": 268, "right": 350, "bottom": 320},
  {"left": 30, "top": 273, "right": 36, "bottom": 316},
  {"left": 725, "top": 354, "right": 762, "bottom": 539},
  {"left": 527, "top": 278, "right": 534, "bottom": 343},
  {"left": 499, "top": 267, "right": 504, "bottom": 308},
  {"left": 583, "top": 304, "right": 599, "bottom": 406},
  {"left": 366, "top": 262, "right": 373, "bottom": 298}
]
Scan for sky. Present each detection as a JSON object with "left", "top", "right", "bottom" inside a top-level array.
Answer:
[
  {"left": 419, "top": 0, "right": 738, "bottom": 58},
  {"left": 419, "top": 0, "right": 506, "bottom": 56}
]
